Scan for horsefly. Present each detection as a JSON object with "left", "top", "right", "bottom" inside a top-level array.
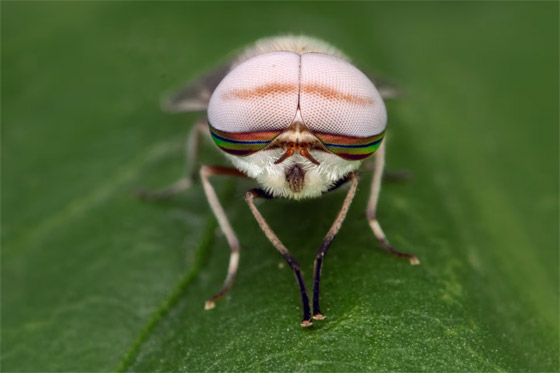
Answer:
[{"left": 136, "top": 36, "right": 419, "bottom": 327}]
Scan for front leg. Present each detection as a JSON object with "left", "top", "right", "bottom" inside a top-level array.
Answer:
[
  {"left": 199, "top": 165, "right": 248, "bottom": 310},
  {"left": 245, "top": 188, "right": 313, "bottom": 327},
  {"left": 366, "top": 140, "right": 420, "bottom": 265},
  {"left": 312, "top": 171, "right": 360, "bottom": 320}
]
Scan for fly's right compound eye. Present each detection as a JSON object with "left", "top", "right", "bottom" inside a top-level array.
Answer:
[{"left": 207, "top": 125, "right": 283, "bottom": 157}]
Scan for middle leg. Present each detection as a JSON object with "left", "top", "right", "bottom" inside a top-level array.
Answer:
[
  {"left": 200, "top": 165, "right": 248, "bottom": 310},
  {"left": 366, "top": 140, "right": 420, "bottom": 265}
]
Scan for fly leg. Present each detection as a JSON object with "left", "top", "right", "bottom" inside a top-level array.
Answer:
[
  {"left": 200, "top": 165, "right": 248, "bottom": 310},
  {"left": 366, "top": 139, "right": 420, "bottom": 265},
  {"left": 134, "top": 119, "right": 207, "bottom": 200},
  {"left": 312, "top": 171, "right": 360, "bottom": 320},
  {"left": 245, "top": 188, "right": 313, "bottom": 327}
]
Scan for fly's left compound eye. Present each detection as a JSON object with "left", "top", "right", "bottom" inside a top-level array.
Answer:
[
  {"left": 208, "top": 51, "right": 300, "bottom": 156},
  {"left": 311, "top": 131, "right": 385, "bottom": 161},
  {"left": 299, "top": 53, "right": 387, "bottom": 160}
]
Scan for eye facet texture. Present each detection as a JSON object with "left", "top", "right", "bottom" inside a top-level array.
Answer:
[
  {"left": 208, "top": 51, "right": 387, "bottom": 138},
  {"left": 299, "top": 53, "right": 386, "bottom": 137},
  {"left": 208, "top": 51, "right": 300, "bottom": 132}
]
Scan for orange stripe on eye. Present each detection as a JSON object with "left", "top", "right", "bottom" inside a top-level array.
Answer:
[
  {"left": 301, "top": 84, "right": 374, "bottom": 106},
  {"left": 222, "top": 83, "right": 298, "bottom": 100}
]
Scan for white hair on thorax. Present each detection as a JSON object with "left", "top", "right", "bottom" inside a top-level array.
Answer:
[{"left": 232, "top": 35, "right": 350, "bottom": 68}]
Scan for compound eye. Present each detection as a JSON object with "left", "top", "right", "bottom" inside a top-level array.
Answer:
[
  {"left": 299, "top": 53, "right": 387, "bottom": 138},
  {"left": 313, "top": 131, "right": 385, "bottom": 161},
  {"left": 208, "top": 51, "right": 300, "bottom": 156},
  {"left": 208, "top": 124, "right": 283, "bottom": 157}
]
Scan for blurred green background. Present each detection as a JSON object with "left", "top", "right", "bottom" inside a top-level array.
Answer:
[{"left": 2, "top": 2, "right": 558, "bottom": 372}]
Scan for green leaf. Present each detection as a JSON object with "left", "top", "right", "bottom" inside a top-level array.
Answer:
[{"left": 2, "top": 2, "right": 558, "bottom": 372}]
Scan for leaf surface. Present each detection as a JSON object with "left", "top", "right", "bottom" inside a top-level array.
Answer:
[{"left": 2, "top": 2, "right": 558, "bottom": 372}]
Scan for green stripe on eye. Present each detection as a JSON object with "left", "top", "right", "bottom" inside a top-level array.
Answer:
[
  {"left": 314, "top": 131, "right": 385, "bottom": 161},
  {"left": 208, "top": 124, "right": 281, "bottom": 156}
]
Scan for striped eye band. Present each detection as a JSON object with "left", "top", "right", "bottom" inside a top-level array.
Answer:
[
  {"left": 208, "top": 124, "right": 281, "bottom": 156},
  {"left": 314, "top": 131, "right": 385, "bottom": 161}
]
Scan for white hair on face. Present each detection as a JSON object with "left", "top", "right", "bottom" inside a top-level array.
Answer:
[
  {"left": 226, "top": 149, "right": 360, "bottom": 200},
  {"left": 232, "top": 35, "right": 350, "bottom": 67}
]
